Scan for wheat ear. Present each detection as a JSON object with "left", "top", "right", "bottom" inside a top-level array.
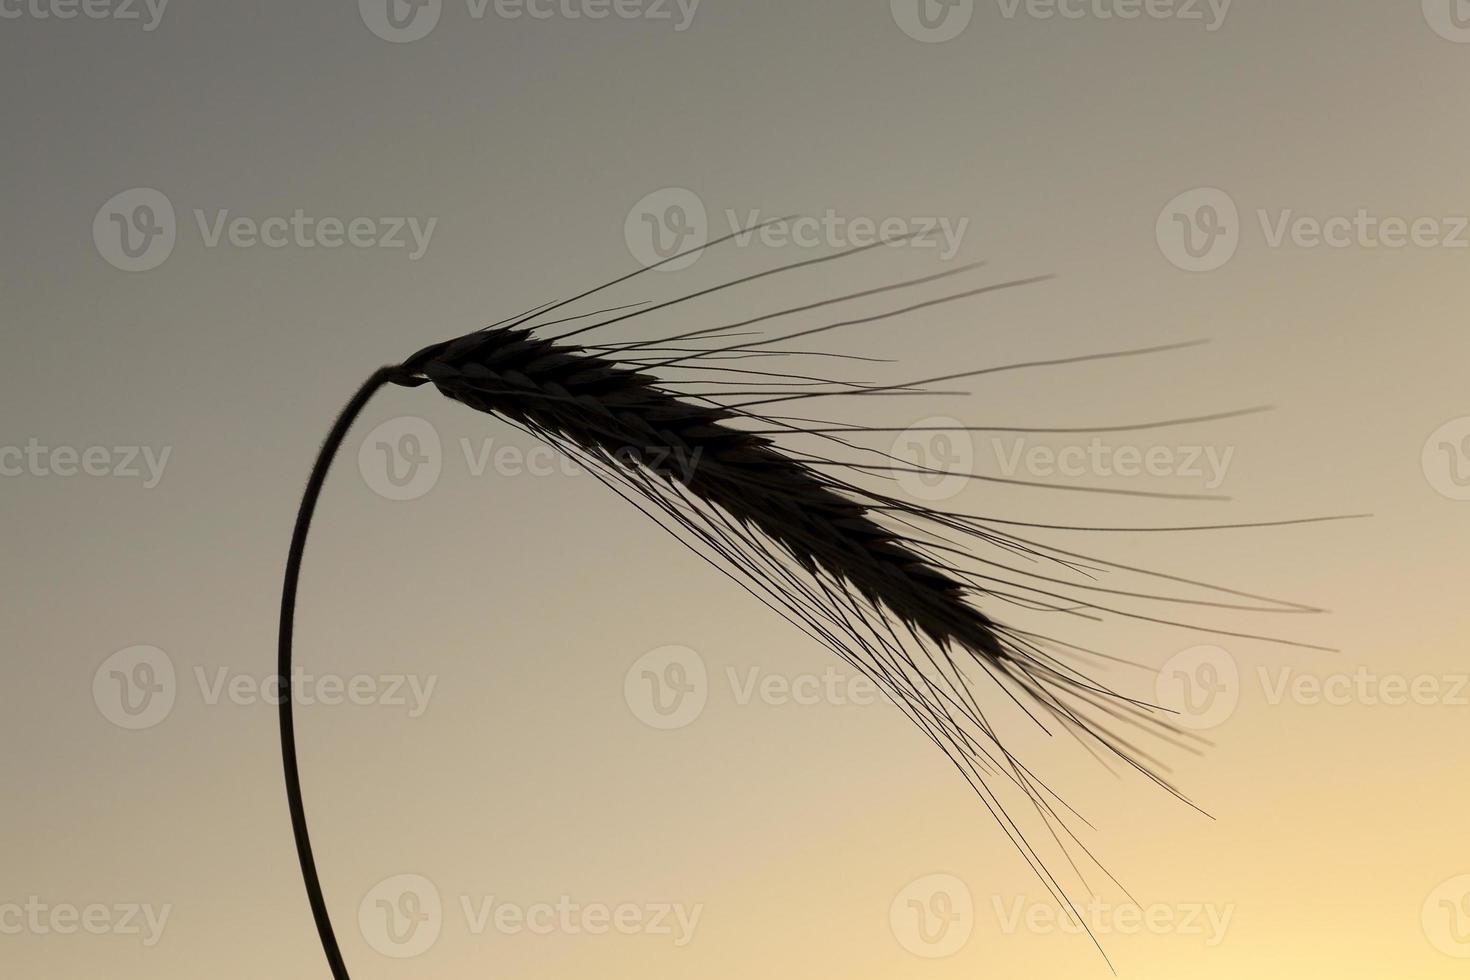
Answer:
[{"left": 281, "top": 243, "right": 1348, "bottom": 978}]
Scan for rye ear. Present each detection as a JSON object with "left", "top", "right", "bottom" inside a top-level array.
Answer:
[{"left": 279, "top": 241, "right": 1349, "bottom": 978}]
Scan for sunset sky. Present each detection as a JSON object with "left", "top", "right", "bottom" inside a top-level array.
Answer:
[{"left": 4, "top": 2, "right": 1469, "bottom": 977}]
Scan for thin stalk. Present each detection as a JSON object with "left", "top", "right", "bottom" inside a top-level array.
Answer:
[{"left": 279, "top": 365, "right": 405, "bottom": 980}]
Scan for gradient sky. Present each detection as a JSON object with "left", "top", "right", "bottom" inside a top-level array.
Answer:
[{"left": 4, "top": 2, "right": 1470, "bottom": 977}]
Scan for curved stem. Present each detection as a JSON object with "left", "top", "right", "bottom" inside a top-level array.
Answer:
[{"left": 279, "top": 366, "right": 405, "bottom": 980}]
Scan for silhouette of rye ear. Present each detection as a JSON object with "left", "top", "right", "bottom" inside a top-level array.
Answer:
[{"left": 280, "top": 231, "right": 1350, "bottom": 978}]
